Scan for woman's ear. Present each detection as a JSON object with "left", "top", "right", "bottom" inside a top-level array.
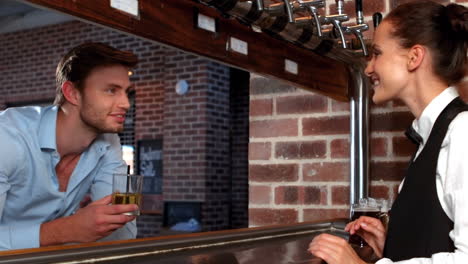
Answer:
[
  {"left": 407, "top": 45, "right": 426, "bottom": 72},
  {"left": 61, "top": 81, "right": 81, "bottom": 106}
]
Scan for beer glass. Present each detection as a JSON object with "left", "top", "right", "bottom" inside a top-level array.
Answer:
[
  {"left": 112, "top": 173, "right": 143, "bottom": 215},
  {"left": 348, "top": 199, "right": 381, "bottom": 248}
]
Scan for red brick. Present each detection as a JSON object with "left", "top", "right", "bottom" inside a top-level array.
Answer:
[
  {"left": 275, "top": 141, "right": 326, "bottom": 159},
  {"left": 304, "top": 186, "right": 326, "bottom": 205},
  {"left": 331, "top": 99, "right": 349, "bottom": 112},
  {"left": 331, "top": 138, "right": 349, "bottom": 158},
  {"left": 371, "top": 111, "right": 413, "bottom": 132},
  {"left": 303, "top": 209, "right": 349, "bottom": 223},
  {"left": 249, "top": 142, "right": 272, "bottom": 160},
  {"left": 250, "top": 99, "right": 273, "bottom": 116},
  {"left": 249, "top": 185, "right": 271, "bottom": 204},
  {"left": 370, "top": 185, "right": 390, "bottom": 200},
  {"left": 392, "top": 136, "right": 417, "bottom": 157},
  {"left": 302, "top": 116, "right": 350, "bottom": 135},
  {"left": 370, "top": 161, "right": 409, "bottom": 181},
  {"left": 303, "top": 162, "right": 349, "bottom": 182},
  {"left": 332, "top": 186, "right": 350, "bottom": 205},
  {"left": 249, "top": 209, "right": 298, "bottom": 226},
  {"left": 250, "top": 164, "right": 298, "bottom": 182},
  {"left": 250, "top": 119, "right": 298, "bottom": 138},
  {"left": 276, "top": 95, "right": 327, "bottom": 114},
  {"left": 371, "top": 137, "right": 387, "bottom": 157},
  {"left": 329, "top": 0, "right": 385, "bottom": 17},
  {"left": 275, "top": 186, "right": 299, "bottom": 204},
  {"left": 275, "top": 186, "right": 325, "bottom": 205}
]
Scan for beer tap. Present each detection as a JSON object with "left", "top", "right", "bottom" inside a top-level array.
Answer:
[
  {"left": 283, "top": 0, "right": 295, "bottom": 23},
  {"left": 320, "top": 0, "right": 349, "bottom": 48},
  {"left": 255, "top": 0, "right": 265, "bottom": 11},
  {"left": 373, "top": 12, "right": 383, "bottom": 29},
  {"left": 254, "top": 0, "right": 295, "bottom": 22},
  {"left": 343, "top": 0, "right": 369, "bottom": 56},
  {"left": 256, "top": 0, "right": 324, "bottom": 29},
  {"left": 296, "top": 0, "right": 325, "bottom": 37}
]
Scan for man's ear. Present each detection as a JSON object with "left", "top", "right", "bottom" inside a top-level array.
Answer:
[
  {"left": 62, "top": 81, "right": 81, "bottom": 106},
  {"left": 407, "top": 45, "right": 426, "bottom": 72}
]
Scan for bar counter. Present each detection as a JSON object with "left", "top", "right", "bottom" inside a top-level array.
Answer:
[{"left": 0, "top": 219, "right": 375, "bottom": 264}]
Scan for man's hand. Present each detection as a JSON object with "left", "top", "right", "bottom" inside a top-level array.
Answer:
[
  {"left": 308, "top": 233, "right": 367, "bottom": 264},
  {"left": 40, "top": 195, "right": 137, "bottom": 246},
  {"left": 345, "top": 216, "right": 386, "bottom": 258}
]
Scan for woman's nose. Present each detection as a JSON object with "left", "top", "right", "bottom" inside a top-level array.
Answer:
[{"left": 364, "top": 59, "right": 374, "bottom": 77}]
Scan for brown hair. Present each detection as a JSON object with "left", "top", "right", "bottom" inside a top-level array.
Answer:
[
  {"left": 54, "top": 42, "right": 138, "bottom": 105},
  {"left": 385, "top": 1, "right": 467, "bottom": 85}
]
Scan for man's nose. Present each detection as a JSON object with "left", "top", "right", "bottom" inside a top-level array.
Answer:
[{"left": 119, "top": 93, "right": 131, "bottom": 110}]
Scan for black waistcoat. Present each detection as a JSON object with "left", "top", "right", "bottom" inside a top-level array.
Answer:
[{"left": 383, "top": 97, "right": 468, "bottom": 261}]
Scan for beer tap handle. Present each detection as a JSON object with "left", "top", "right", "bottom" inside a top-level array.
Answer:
[
  {"left": 256, "top": 0, "right": 265, "bottom": 11},
  {"left": 282, "top": 0, "right": 295, "bottom": 23},
  {"left": 321, "top": 8, "right": 349, "bottom": 48},
  {"left": 349, "top": 24, "right": 369, "bottom": 56},
  {"left": 336, "top": 0, "right": 345, "bottom": 15},
  {"left": 357, "top": 31, "right": 368, "bottom": 56},
  {"left": 308, "top": 6, "right": 323, "bottom": 37},
  {"left": 373, "top": 12, "right": 383, "bottom": 29},
  {"left": 355, "top": 0, "right": 364, "bottom": 24},
  {"left": 331, "top": 19, "right": 347, "bottom": 48},
  {"left": 299, "top": 0, "right": 325, "bottom": 37}
]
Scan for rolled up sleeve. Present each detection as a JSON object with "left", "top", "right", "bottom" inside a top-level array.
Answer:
[{"left": 91, "top": 135, "right": 135, "bottom": 240}]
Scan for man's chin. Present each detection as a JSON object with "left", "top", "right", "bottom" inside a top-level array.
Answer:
[{"left": 100, "top": 125, "right": 124, "bottom": 134}]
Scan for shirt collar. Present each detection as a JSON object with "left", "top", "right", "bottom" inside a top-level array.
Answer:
[
  {"left": 38, "top": 106, "right": 59, "bottom": 151},
  {"left": 412, "top": 86, "right": 459, "bottom": 145}
]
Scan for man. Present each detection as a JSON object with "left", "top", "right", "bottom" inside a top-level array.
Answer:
[{"left": 0, "top": 42, "right": 138, "bottom": 250}]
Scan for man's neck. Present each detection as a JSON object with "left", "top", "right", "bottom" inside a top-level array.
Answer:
[{"left": 56, "top": 106, "right": 98, "bottom": 157}]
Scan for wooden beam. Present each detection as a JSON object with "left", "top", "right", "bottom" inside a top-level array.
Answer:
[{"left": 20, "top": 0, "right": 350, "bottom": 101}]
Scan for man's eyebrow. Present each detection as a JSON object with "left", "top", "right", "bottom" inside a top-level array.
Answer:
[
  {"left": 107, "top": 83, "right": 134, "bottom": 91},
  {"left": 125, "top": 84, "right": 135, "bottom": 93}
]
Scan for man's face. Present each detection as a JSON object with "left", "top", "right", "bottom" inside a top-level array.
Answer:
[{"left": 78, "top": 65, "right": 133, "bottom": 134}]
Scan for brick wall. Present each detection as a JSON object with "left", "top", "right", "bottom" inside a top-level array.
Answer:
[
  {"left": 249, "top": 0, "right": 467, "bottom": 227},
  {"left": 162, "top": 51, "right": 235, "bottom": 231}
]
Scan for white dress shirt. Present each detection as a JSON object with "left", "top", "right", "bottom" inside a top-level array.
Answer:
[{"left": 377, "top": 87, "right": 468, "bottom": 263}]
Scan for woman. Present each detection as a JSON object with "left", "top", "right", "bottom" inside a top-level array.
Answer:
[{"left": 308, "top": 1, "right": 467, "bottom": 263}]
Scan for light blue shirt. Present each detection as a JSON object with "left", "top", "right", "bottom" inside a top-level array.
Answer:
[{"left": 0, "top": 106, "right": 136, "bottom": 250}]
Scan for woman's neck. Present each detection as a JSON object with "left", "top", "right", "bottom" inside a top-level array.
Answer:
[{"left": 400, "top": 75, "right": 448, "bottom": 119}]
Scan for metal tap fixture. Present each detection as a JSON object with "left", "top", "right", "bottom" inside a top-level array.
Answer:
[
  {"left": 320, "top": 0, "right": 349, "bottom": 48},
  {"left": 256, "top": 0, "right": 324, "bottom": 28},
  {"left": 255, "top": 0, "right": 294, "bottom": 21},
  {"left": 296, "top": 0, "right": 325, "bottom": 37},
  {"left": 343, "top": 0, "right": 369, "bottom": 56},
  {"left": 373, "top": 12, "right": 383, "bottom": 29}
]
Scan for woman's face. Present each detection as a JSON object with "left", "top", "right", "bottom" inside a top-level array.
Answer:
[{"left": 365, "top": 20, "right": 411, "bottom": 104}]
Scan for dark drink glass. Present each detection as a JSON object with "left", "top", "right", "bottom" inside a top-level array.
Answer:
[{"left": 348, "top": 205, "right": 381, "bottom": 248}]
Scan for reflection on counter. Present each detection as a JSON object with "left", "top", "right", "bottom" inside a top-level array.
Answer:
[{"left": 0, "top": 219, "right": 379, "bottom": 264}]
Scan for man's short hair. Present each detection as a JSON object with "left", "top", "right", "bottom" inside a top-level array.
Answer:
[{"left": 54, "top": 42, "right": 138, "bottom": 105}]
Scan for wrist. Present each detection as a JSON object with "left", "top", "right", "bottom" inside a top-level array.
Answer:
[{"left": 40, "top": 215, "right": 74, "bottom": 246}]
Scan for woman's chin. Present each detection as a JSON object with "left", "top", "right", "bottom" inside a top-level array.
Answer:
[{"left": 371, "top": 93, "right": 388, "bottom": 105}]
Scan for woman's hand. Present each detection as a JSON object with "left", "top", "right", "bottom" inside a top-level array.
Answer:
[
  {"left": 345, "top": 216, "right": 386, "bottom": 258},
  {"left": 308, "top": 233, "right": 366, "bottom": 264}
]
